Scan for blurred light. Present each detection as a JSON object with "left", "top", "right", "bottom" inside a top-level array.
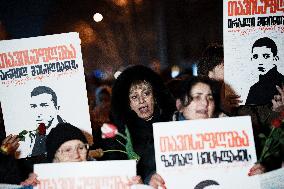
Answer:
[
  {"left": 192, "top": 63, "right": 198, "bottom": 76},
  {"left": 73, "top": 21, "right": 96, "bottom": 47},
  {"left": 93, "top": 69, "right": 105, "bottom": 79},
  {"left": 113, "top": 0, "right": 128, "bottom": 6},
  {"left": 93, "top": 13, "right": 103, "bottom": 22},
  {"left": 134, "top": 0, "right": 143, "bottom": 4},
  {"left": 114, "top": 71, "right": 122, "bottom": 79},
  {"left": 171, "top": 65, "right": 180, "bottom": 78}
]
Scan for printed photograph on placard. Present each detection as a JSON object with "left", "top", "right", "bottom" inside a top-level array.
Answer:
[
  {"left": 223, "top": 0, "right": 284, "bottom": 105},
  {"left": 0, "top": 32, "right": 92, "bottom": 158}
]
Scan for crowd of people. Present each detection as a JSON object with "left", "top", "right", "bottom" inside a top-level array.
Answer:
[{"left": 0, "top": 44, "right": 284, "bottom": 188}]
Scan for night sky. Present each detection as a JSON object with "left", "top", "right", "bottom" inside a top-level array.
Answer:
[{"left": 0, "top": 0, "right": 223, "bottom": 76}]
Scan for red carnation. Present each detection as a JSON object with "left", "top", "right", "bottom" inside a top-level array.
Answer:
[
  {"left": 37, "top": 123, "right": 46, "bottom": 135},
  {"left": 271, "top": 119, "right": 282, "bottom": 128}
]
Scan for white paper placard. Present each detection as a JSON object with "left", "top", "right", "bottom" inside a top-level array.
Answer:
[
  {"left": 223, "top": 0, "right": 284, "bottom": 105},
  {"left": 153, "top": 116, "right": 259, "bottom": 189},
  {"left": 0, "top": 32, "right": 92, "bottom": 158},
  {"left": 34, "top": 160, "right": 136, "bottom": 189}
]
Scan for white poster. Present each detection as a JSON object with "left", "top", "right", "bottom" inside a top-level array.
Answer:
[
  {"left": 257, "top": 167, "right": 284, "bottom": 189},
  {"left": 248, "top": 168, "right": 284, "bottom": 189},
  {"left": 153, "top": 116, "right": 259, "bottom": 189},
  {"left": 34, "top": 160, "right": 136, "bottom": 189},
  {"left": 223, "top": 0, "right": 284, "bottom": 105},
  {"left": 0, "top": 32, "right": 92, "bottom": 158}
]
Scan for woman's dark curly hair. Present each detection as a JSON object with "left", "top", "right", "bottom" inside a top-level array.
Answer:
[
  {"left": 110, "top": 65, "right": 176, "bottom": 128},
  {"left": 178, "top": 76, "right": 221, "bottom": 117}
]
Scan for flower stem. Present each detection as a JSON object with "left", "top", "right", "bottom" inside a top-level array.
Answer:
[
  {"left": 117, "top": 132, "right": 127, "bottom": 140},
  {"left": 259, "top": 128, "right": 275, "bottom": 162},
  {"left": 116, "top": 139, "right": 126, "bottom": 147},
  {"left": 103, "top": 150, "right": 128, "bottom": 154}
]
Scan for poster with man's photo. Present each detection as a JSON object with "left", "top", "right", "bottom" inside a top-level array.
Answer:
[
  {"left": 0, "top": 32, "right": 92, "bottom": 158},
  {"left": 223, "top": 0, "right": 284, "bottom": 105},
  {"left": 153, "top": 116, "right": 259, "bottom": 189}
]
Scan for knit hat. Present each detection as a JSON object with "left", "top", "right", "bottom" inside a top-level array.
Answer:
[{"left": 46, "top": 123, "right": 88, "bottom": 162}]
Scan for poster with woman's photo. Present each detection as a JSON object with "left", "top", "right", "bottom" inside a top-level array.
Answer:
[
  {"left": 223, "top": 0, "right": 284, "bottom": 105},
  {"left": 0, "top": 32, "right": 92, "bottom": 158}
]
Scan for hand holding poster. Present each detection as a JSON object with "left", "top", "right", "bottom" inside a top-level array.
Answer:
[
  {"left": 223, "top": 0, "right": 284, "bottom": 105},
  {"left": 34, "top": 160, "right": 136, "bottom": 189},
  {"left": 153, "top": 116, "right": 259, "bottom": 189},
  {"left": 0, "top": 32, "right": 92, "bottom": 158}
]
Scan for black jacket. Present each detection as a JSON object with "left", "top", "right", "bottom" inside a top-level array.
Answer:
[
  {"left": 246, "top": 67, "right": 284, "bottom": 105},
  {"left": 100, "top": 65, "right": 176, "bottom": 181}
]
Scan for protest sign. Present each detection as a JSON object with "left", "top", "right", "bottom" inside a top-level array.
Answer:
[
  {"left": 248, "top": 167, "right": 284, "bottom": 189},
  {"left": 257, "top": 167, "right": 284, "bottom": 189},
  {"left": 34, "top": 160, "right": 136, "bottom": 189},
  {"left": 153, "top": 116, "right": 259, "bottom": 189},
  {"left": 0, "top": 32, "right": 91, "bottom": 158},
  {"left": 223, "top": 0, "right": 284, "bottom": 105}
]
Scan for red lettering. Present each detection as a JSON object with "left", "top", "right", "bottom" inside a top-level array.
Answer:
[{"left": 228, "top": 0, "right": 284, "bottom": 16}]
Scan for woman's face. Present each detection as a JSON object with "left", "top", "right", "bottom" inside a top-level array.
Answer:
[
  {"left": 53, "top": 139, "right": 88, "bottom": 162},
  {"left": 181, "top": 82, "right": 215, "bottom": 120},
  {"left": 129, "top": 81, "right": 155, "bottom": 121}
]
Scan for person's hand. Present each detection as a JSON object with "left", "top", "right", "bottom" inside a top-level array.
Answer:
[
  {"left": 20, "top": 173, "right": 39, "bottom": 186},
  {"left": 248, "top": 163, "right": 266, "bottom": 176},
  {"left": 272, "top": 85, "right": 284, "bottom": 112},
  {"left": 127, "top": 175, "right": 143, "bottom": 186},
  {"left": 149, "top": 173, "right": 166, "bottom": 189},
  {"left": 0, "top": 134, "right": 20, "bottom": 155}
]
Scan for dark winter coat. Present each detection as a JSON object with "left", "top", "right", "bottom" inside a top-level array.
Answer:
[
  {"left": 246, "top": 67, "right": 284, "bottom": 105},
  {"left": 100, "top": 65, "right": 176, "bottom": 181}
]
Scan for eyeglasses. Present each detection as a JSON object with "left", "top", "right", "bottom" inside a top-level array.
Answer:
[{"left": 58, "top": 143, "right": 89, "bottom": 156}]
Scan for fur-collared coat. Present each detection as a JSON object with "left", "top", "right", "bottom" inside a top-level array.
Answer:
[{"left": 100, "top": 65, "right": 176, "bottom": 181}]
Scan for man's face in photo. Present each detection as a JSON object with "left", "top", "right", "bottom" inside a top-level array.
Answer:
[
  {"left": 251, "top": 46, "right": 275, "bottom": 75},
  {"left": 30, "top": 93, "right": 58, "bottom": 127}
]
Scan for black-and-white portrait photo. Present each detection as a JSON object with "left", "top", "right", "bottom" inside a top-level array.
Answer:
[{"left": 246, "top": 37, "right": 284, "bottom": 105}]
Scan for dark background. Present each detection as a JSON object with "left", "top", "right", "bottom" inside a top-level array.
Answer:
[{"left": 0, "top": 0, "right": 223, "bottom": 82}]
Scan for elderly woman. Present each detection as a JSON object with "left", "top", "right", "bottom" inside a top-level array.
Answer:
[
  {"left": 22, "top": 123, "right": 142, "bottom": 186},
  {"left": 173, "top": 76, "right": 221, "bottom": 121},
  {"left": 45, "top": 123, "right": 89, "bottom": 163},
  {"left": 101, "top": 65, "right": 176, "bottom": 189},
  {"left": 21, "top": 123, "right": 90, "bottom": 185}
]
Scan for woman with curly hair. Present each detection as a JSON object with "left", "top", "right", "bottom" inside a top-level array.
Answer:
[{"left": 101, "top": 65, "right": 176, "bottom": 188}]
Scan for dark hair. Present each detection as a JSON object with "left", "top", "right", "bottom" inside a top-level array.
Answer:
[
  {"left": 110, "top": 65, "right": 176, "bottom": 127},
  {"left": 179, "top": 76, "right": 220, "bottom": 116},
  {"left": 198, "top": 43, "right": 223, "bottom": 76},
  {"left": 166, "top": 78, "right": 186, "bottom": 100},
  {"left": 252, "top": 37, "right": 278, "bottom": 57},
  {"left": 31, "top": 86, "right": 58, "bottom": 107}
]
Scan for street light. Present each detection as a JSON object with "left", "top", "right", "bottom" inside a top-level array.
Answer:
[{"left": 93, "top": 13, "right": 103, "bottom": 22}]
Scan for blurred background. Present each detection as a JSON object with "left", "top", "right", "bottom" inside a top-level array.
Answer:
[{"left": 0, "top": 0, "right": 222, "bottom": 98}]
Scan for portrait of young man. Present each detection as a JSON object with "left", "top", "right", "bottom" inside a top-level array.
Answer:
[
  {"left": 245, "top": 37, "right": 284, "bottom": 105},
  {"left": 28, "top": 86, "right": 66, "bottom": 157}
]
